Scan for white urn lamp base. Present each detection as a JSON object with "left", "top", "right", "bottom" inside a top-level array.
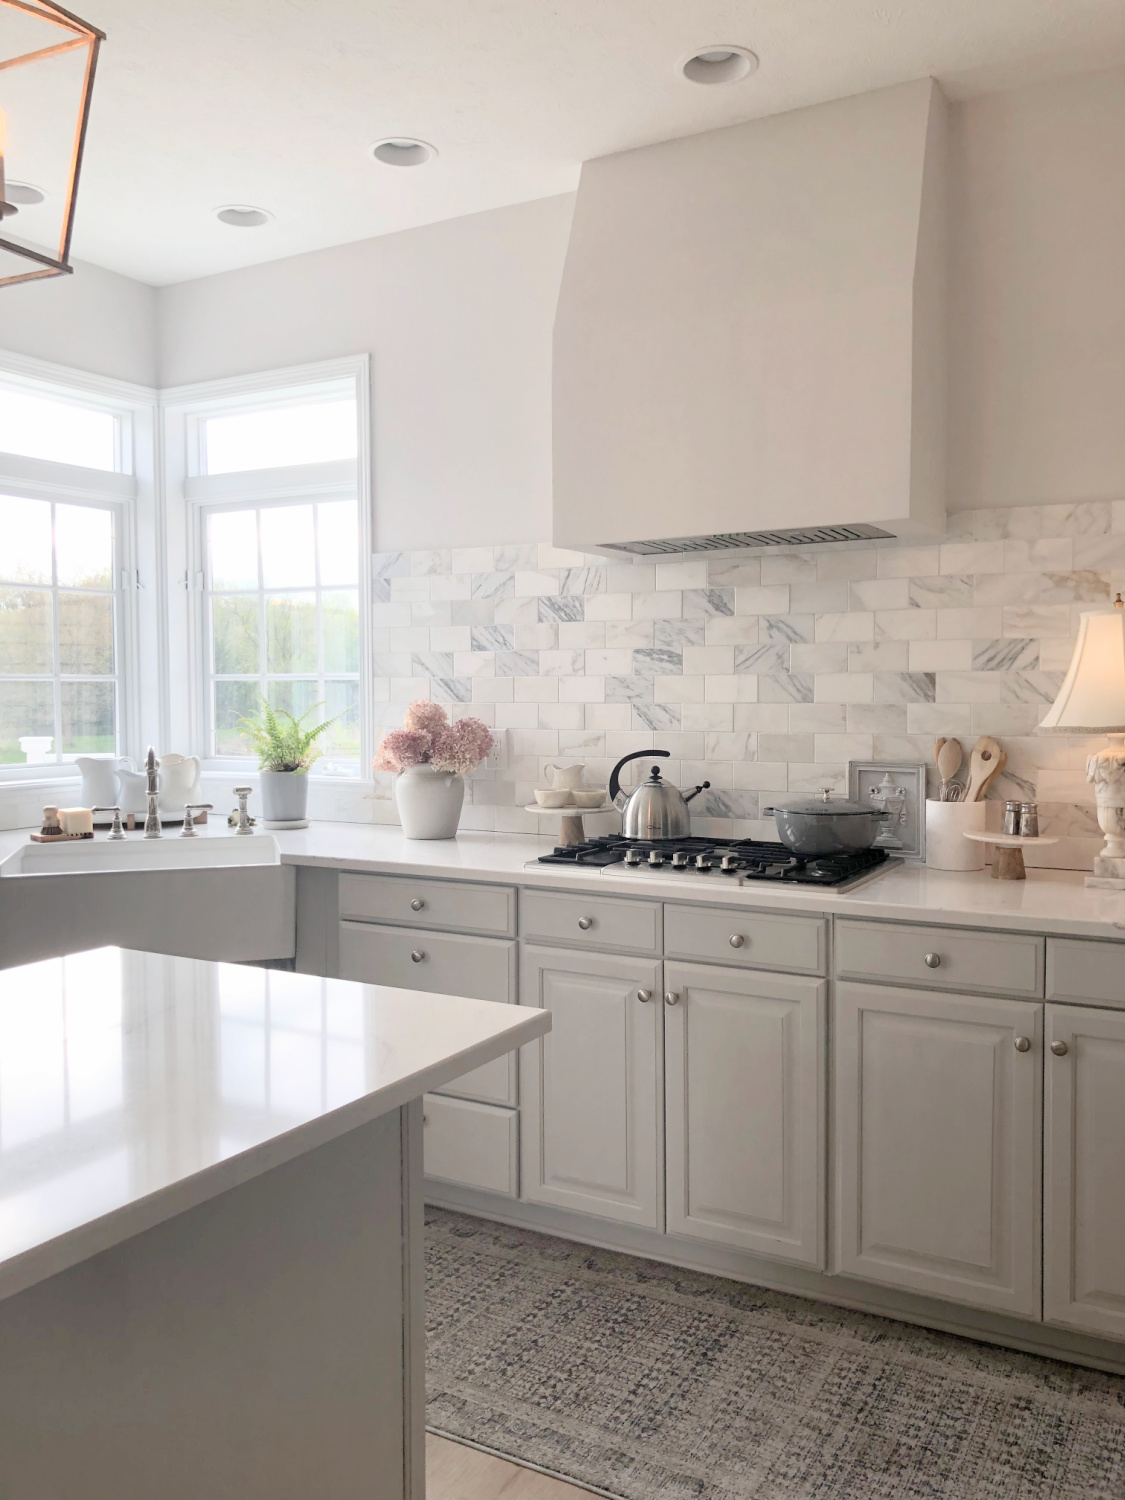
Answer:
[{"left": 1086, "top": 734, "right": 1125, "bottom": 889}]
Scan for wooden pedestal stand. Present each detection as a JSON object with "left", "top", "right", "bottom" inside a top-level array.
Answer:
[
  {"left": 524, "top": 804, "right": 613, "bottom": 847},
  {"left": 963, "top": 831, "right": 1059, "bottom": 880}
]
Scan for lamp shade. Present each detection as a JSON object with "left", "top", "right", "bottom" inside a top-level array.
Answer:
[
  {"left": 0, "top": 0, "right": 104, "bottom": 288},
  {"left": 1039, "top": 600, "right": 1125, "bottom": 734}
]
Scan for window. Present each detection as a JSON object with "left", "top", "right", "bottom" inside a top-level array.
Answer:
[
  {"left": 0, "top": 494, "right": 120, "bottom": 766},
  {"left": 204, "top": 499, "right": 361, "bottom": 774},
  {"left": 0, "top": 386, "right": 121, "bottom": 471},
  {"left": 201, "top": 397, "right": 356, "bottom": 474}
]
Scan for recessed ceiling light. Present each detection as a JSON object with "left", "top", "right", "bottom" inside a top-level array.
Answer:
[
  {"left": 215, "top": 205, "right": 274, "bottom": 228},
  {"left": 6, "top": 182, "right": 47, "bottom": 206},
  {"left": 371, "top": 138, "right": 437, "bottom": 167},
  {"left": 681, "top": 46, "right": 759, "bottom": 85}
]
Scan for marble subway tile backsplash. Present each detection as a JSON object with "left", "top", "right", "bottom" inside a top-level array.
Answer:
[{"left": 371, "top": 500, "right": 1125, "bottom": 867}]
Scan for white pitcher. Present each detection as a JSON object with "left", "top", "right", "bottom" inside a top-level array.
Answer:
[
  {"left": 76, "top": 756, "right": 134, "bottom": 821},
  {"left": 545, "top": 762, "right": 585, "bottom": 792},
  {"left": 116, "top": 763, "right": 152, "bottom": 817},
  {"left": 157, "top": 753, "right": 201, "bottom": 817}
]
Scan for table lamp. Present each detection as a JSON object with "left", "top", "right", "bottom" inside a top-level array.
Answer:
[{"left": 1039, "top": 593, "right": 1125, "bottom": 888}]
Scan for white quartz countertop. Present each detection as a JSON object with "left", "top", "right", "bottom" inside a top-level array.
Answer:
[
  {"left": 2, "top": 820, "right": 1124, "bottom": 941},
  {"left": 0, "top": 946, "right": 548, "bottom": 1302}
]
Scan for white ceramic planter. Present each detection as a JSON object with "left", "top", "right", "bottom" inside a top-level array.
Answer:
[
  {"left": 394, "top": 765, "right": 464, "bottom": 840},
  {"left": 260, "top": 770, "right": 309, "bottom": 823}
]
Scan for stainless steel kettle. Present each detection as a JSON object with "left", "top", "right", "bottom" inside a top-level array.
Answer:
[{"left": 608, "top": 750, "right": 710, "bottom": 840}]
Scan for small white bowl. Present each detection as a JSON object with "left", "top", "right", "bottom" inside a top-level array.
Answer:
[
  {"left": 571, "top": 788, "right": 608, "bottom": 808},
  {"left": 534, "top": 788, "right": 571, "bottom": 808}
]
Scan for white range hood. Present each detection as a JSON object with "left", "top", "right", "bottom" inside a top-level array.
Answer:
[{"left": 553, "top": 79, "right": 948, "bottom": 554}]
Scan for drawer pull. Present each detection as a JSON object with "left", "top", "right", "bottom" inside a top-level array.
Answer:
[
  {"left": 729, "top": 934, "right": 745, "bottom": 949},
  {"left": 1014, "top": 1035, "right": 1031, "bottom": 1053},
  {"left": 410, "top": 897, "right": 425, "bottom": 912},
  {"left": 1051, "top": 1039, "right": 1070, "bottom": 1057},
  {"left": 664, "top": 990, "right": 680, "bottom": 1006},
  {"left": 924, "top": 952, "right": 941, "bottom": 969},
  {"left": 636, "top": 988, "right": 653, "bottom": 1003},
  {"left": 578, "top": 916, "right": 594, "bottom": 931},
  {"left": 411, "top": 949, "right": 426, "bottom": 963}
]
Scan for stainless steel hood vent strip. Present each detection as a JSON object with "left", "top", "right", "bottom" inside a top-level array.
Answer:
[{"left": 599, "top": 524, "right": 896, "bottom": 555}]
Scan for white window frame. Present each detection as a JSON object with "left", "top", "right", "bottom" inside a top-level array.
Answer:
[
  {"left": 0, "top": 351, "right": 159, "bottom": 788},
  {"left": 161, "top": 357, "right": 372, "bottom": 781}
]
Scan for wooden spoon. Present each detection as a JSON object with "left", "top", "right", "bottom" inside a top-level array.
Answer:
[
  {"left": 936, "top": 739, "right": 962, "bottom": 799},
  {"left": 964, "top": 736, "right": 1003, "bottom": 803}
]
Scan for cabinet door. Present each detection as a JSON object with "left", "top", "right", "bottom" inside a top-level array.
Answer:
[
  {"left": 1044, "top": 1003, "right": 1125, "bottom": 1339},
  {"left": 665, "top": 961, "right": 825, "bottom": 1266},
  {"left": 834, "top": 981, "right": 1041, "bottom": 1317},
  {"left": 520, "top": 945, "right": 663, "bottom": 1227}
]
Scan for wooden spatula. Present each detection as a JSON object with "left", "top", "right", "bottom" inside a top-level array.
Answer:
[
  {"left": 965, "top": 736, "right": 1003, "bottom": 803},
  {"left": 936, "top": 738, "right": 962, "bottom": 799}
]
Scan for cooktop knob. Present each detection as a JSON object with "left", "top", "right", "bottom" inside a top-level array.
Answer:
[
  {"left": 720, "top": 853, "right": 740, "bottom": 872},
  {"left": 623, "top": 848, "right": 643, "bottom": 864},
  {"left": 695, "top": 854, "right": 713, "bottom": 870},
  {"left": 671, "top": 850, "right": 689, "bottom": 867},
  {"left": 648, "top": 849, "right": 665, "bottom": 866}
]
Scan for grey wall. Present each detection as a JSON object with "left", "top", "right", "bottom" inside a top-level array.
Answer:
[{"left": 0, "top": 257, "right": 158, "bottom": 388}]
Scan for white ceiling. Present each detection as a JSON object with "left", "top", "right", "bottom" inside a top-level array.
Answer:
[{"left": 62, "top": 0, "right": 1125, "bottom": 286}]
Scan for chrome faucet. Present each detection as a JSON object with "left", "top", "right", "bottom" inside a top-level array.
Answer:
[{"left": 143, "top": 747, "right": 162, "bottom": 839}]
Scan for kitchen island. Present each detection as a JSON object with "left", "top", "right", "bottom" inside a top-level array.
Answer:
[{"left": 0, "top": 946, "right": 549, "bottom": 1500}]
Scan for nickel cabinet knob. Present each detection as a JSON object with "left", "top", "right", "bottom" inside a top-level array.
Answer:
[
  {"left": 729, "top": 934, "right": 745, "bottom": 949},
  {"left": 924, "top": 953, "right": 941, "bottom": 969},
  {"left": 1014, "top": 1036, "right": 1031, "bottom": 1053},
  {"left": 637, "top": 989, "right": 653, "bottom": 1003},
  {"left": 410, "top": 897, "right": 425, "bottom": 912},
  {"left": 410, "top": 949, "right": 425, "bottom": 963},
  {"left": 664, "top": 991, "right": 680, "bottom": 1006},
  {"left": 578, "top": 916, "right": 594, "bottom": 931},
  {"left": 1051, "top": 1039, "right": 1070, "bottom": 1057}
]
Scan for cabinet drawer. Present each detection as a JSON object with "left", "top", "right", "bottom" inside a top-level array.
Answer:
[
  {"left": 1046, "top": 938, "right": 1125, "bottom": 1010},
  {"left": 665, "top": 903, "right": 826, "bottom": 976},
  {"left": 339, "top": 872, "right": 515, "bottom": 936},
  {"left": 423, "top": 1095, "right": 517, "bottom": 1197},
  {"left": 338, "top": 922, "right": 517, "bottom": 1104},
  {"left": 519, "top": 888, "right": 661, "bottom": 956},
  {"left": 835, "top": 919, "right": 1043, "bottom": 998}
]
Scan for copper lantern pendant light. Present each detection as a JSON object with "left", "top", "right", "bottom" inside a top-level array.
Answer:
[{"left": 0, "top": 0, "right": 104, "bottom": 288}]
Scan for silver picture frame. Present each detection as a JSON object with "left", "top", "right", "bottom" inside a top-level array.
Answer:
[{"left": 847, "top": 760, "right": 926, "bottom": 861}]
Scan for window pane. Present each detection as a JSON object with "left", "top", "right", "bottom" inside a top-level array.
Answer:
[
  {"left": 322, "top": 590, "right": 359, "bottom": 673},
  {"left": 60, "top": 681, "right": 115, "bottom": 755},
  {"left": 320, "top": 680, "right": 360, "bottom": 767},
  {"left": 203, "top": 399, "right": 356, "bottom": 474},
  {"left": 0, "top": 496, "right": 53, "bottom": 584},
  {"left": 58, "top": 593, "right": 114, "bottom": 675},
  {"left": 209, "top": 509, "right": 259, "bottom": 591},
  {"left": 56, "top": 505, "right": 113, "bottom": 589},
  {"left": 214, "top": 681, "right": 259, "bottom": 755},
  {"left": 317, "top": 501, "right": 358, "bottom": 585},
  {"left": 212, "top": 595, "right": 259, "bottom": 675},
  {"left": 0, "top": 680, "right": 54, "bottom": 764},
  {"left": 267, "top": 680, "right": 318, "bottom": 721},
  {"left": 261, "top": 506, "right": 316, "bottom": 589},
  {"left": 266, "top": 593, "right": 317, "bottom": 673},
  {"left": 0, "top": 389, "right": 116, "bottom": 471},
  {"left": 0, "top": 587, "right": 53, "bottom": 672}
]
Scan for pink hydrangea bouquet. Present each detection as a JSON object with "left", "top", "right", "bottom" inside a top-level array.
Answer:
[{"left": 374, "top": 700, "right": 494, "bottom": 777}]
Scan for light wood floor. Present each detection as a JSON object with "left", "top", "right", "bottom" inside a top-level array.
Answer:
[{"left": 427, "top": 1434, "right": 593, "bottom": 1499}]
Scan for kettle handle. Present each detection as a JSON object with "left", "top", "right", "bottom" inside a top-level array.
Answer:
[{"left": 608, "top": 748, "right": 669, "bottom": 804}]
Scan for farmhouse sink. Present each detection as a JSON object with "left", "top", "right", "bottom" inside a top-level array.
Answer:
[
  {"left": 1, "top": 833, "right": 280, "bottom": 876},
  {"left": 0, "top": 833, "right": 294, "bottom": 971}
]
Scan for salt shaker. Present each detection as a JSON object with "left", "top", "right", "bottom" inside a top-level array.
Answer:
[
  {"left": 1003, "top": 800, "right": 1021, "bottom": 836},
  {"left": 1018, "top": 802, "right": 1039, "bottom": 838}
]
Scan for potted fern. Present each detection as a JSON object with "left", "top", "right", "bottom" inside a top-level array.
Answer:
[{"left": 238, "top": 699, "right": 337, "bottom": 825}]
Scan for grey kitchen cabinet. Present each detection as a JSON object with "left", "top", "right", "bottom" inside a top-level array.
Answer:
[
  {"left": 834, "top": 980, "right": 1042, "bottom": 1318},
  {"left": 338, "top": 919, "right": 517, "bottom": 1106},
  {"left": 835, "top": 919, "right": 1044, "bottom": 999},
  {"left": 422, "top": 1094, "right": 519, "bottom": 1198},
  {"left": 520, "top": 944, "right": 664, "bottom": 1228},
  {"left": 339, "top": 873, "right": 516, "bottom": 937},
  {"left": 1046, "top": 937, "right": 1125, "bottom": 1011},
  {"left": 664, "top": 904, "right": 826, "bottom": 976},
  {"left": 664, "top": 960, "right": 826, "bottom": 1266},
  {"left": 1044, "top": 1002, "right": 1125, "bottom": 1339},
  {"left": 519, "top": 888, "right": 662, "bottom": 956}
]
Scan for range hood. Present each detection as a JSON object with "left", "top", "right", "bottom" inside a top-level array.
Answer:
[{"left": 553, "top": 79, "right": 948, "bottom": 554}]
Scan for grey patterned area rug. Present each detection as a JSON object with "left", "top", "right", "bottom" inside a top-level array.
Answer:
[{"left": 426, "top": 1208, "right": 1125, "bottom": 1500}]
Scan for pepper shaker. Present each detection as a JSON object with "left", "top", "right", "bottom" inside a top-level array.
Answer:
[
  {"left": 1018, "top": 801, "right": 1039, "bottom": 838},
  {"left": 1003, "top": 800, "right": 1021, "bottom": 836}
]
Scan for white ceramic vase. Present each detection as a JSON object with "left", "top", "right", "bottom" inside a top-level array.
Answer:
[
  {"left": 394, "top": 765, "right": 464, "bottom": 839},
  {"left": 260, "top": 769, "right": 309, "bottom": 823}
]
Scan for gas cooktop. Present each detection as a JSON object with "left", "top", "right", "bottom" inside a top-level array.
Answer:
[{"left": 537, "top": 835, "right": 892, "bottom": 889}]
